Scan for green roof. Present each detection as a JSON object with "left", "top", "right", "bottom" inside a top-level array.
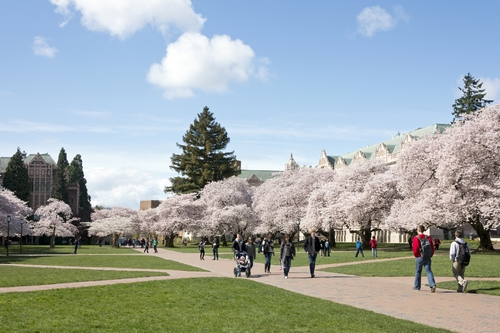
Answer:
[
  {"left": 330, "top": 123, "right": 450, "bottom": 165},
  {"left": 238, "top": 170, "right": 280, "bottom": 182},
  {"left": 0, "top": 153, "right": 57, "bottom": 173}
]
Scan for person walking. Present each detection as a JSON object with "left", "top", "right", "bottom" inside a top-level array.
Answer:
[
  {"left": 450, "top": 230, "right": 470, "bottom": 293},
  {"left": 303, "top": 230, "right": 321, "bottom": 278},
  {"left": 73, "top": 237, "right": 79, "bottom": 254},
  {"left": 320, "top": 239, "right": 325, "bottom": 256},
  {"left": 212, "top": 236, "right": 220, "bottom": 260},
  {"left": 261, "top": 233, "right": 274, "bottom": 273},
  {"left": 198, "top": 239, "right": 206, "bottom": 260},
  {"left": 412, "top": 225, "right": 436, "bottom": 292},
  {"left": 280, "top": 234, "right": 296, "bottom": 279},
  {"left": 355, "top": 238, "right": 364, "bottom": 257},
  {"left": 143, "top": 238, "right": 149, "bottom": 253},
  {"left": 434, "top": 237, "right": 441, "bottom": 250},
  {"left": 256, "top": 237, "right": 262, "bottom": 254},
  {"left": 153, "top": 238, "right": 158, "bottom": 253},
  {"left": 369, "top": 236, "right": 378, "bottom": 257},
  {"left": 325, "top": 239, "right": 330, "bottom": 257},
  {"left": 245, "top": 237, "right": 256, "bottom": 270}
]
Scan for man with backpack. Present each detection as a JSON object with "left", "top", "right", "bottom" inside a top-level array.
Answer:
[
  {"left": 449, "top": 230, "right": 470, "bottom": 293},
  {"left": 412, "top": 225, "right": 437, "bottom": 292}
]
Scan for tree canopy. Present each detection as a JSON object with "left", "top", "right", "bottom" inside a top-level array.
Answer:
[
  {"left": 2, "top": 148, "right": 30, "bottom": 203},
  {"left": 68, "top": 154, "right": 92, "bottom": 221},
  {"left": 54, "top": 147, "right": 69, "bottom": 204},
  {"left": 166, "top": 106, "right": 239, "bottom": 194},
  {"left": 452, "top": 73, "right": 493, "bottom": 122}
]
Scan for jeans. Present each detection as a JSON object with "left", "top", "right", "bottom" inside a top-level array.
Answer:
[
  {"left": 308, "top": 253, "right": 317, "bottom": 275},
  {"left": 355, "top": 248, "right": 364, "bottom": 257},
  {"left": 213, "top": 247, "right": 219, "bottom": 259},
  {"left": 200, "top": 249, "right": 205, "bottom": 259},
  {"left": 371, "top": 248, "right": 377, "bottom": 257},
  {"left": 264, "top": 252, "right": 272, "bottom": 268},
  {"left": 153, "top": 245, "right": 157, "bottom": 253},
  {"left": 283, "top": 256, "right": 292, "bottom": 277},
  {"left": 414, "top": 256, "right": 436, "bottom": 290},
  {"left": 249, "top": 255, "right": 254, "bottom": 269}
]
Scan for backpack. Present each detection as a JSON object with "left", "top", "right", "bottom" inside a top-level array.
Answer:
[
  {"left": 455, "top": 241, "right": 471, "bottom": 266},
  {"left": 419, "top": 236, "right": 433, "bottom": 259}
]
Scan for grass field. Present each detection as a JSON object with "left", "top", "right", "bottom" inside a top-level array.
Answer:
[
  {"left": 0, "top": 266, "right": 169, "bottom": 287},
  {"left": 319, "top": 251, "right": 500, "bottom": 278},
  {"left": 0, "top": 254, "right": 206, "bottom": 271},
  {"left": 0, "top": 278, "right": 453, "bottom": 333},
  {"left": 0, "top": 244, "right": 141, "bottom": 255},
  {"left": 436, "top": 280, "right": 500, "bottom": 296}
]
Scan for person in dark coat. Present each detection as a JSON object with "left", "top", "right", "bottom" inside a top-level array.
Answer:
[
  {"left": 212, "top": 236, "right": 220, "bottom": 260},
  {"left": 280, "top": 234, "right": 296, "bottom": 279},
  {"left": 231, "top": 234, "right": 246, "bottom": 254},
  {"left": 303, "top": 229, "right": 321, "bottom": 278},
  {"left": 261, "top": 233, "right": 274, "bottom": 273}
]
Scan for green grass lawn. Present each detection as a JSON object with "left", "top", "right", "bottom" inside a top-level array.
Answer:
[
  {"left": 0, "top": 244, "right": 141, "bottom": 255},
  {"left": 0, "top": 266, "right": 169, "bottom": 287},
  {"left": 0, "top": 255, "right": 206, "bottom": 271},
  {"left": 320, "top": 252, "right": 500, "bottom": 277},
  {"left": 436, "top": 280, "right": 500, "bottom": 296},
  {"left": 0, "top": 278, "right": 452, "bottom": 333}
]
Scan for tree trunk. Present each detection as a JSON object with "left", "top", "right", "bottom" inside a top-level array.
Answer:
[
  {"left": 112, "top": 233, "right": 119, "bottom": 247},
  {"left": 164, "top": 234, "right": 176, "bottom": 247},
  {"left": 50, "top": 226, "right": 56, "bottom": 248},
  {"left": 359, "top": 226, "right": 371, "bottom": 250},
  {"left": 221, "top": 234, "right": 227, "bottom": 247},
  {"left": 469, "top": 216, "right": 494, "bottom": 251}
]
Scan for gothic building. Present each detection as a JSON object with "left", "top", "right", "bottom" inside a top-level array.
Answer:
[{"left": 0, "top": 153, "right": 80, "bottom": 215}]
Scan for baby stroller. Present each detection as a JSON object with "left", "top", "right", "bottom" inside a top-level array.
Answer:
[{"left": 233, "top": 251, "right": 251, "bottom": 277}]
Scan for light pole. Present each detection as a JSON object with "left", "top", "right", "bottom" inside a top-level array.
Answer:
[
  {"left": 296, "top": 221, "right": 300, "bottom": 250},
  {"left": 20, "top": 219, "right": 23, "bottom": 254},
  {"left": 6, "top": 215, "right": 11, "bottom": 257}
]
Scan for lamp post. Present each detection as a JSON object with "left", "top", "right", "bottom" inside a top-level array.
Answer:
[
  {"left": 20, "top": 219, "right": 23, "bottom": 254},
  {"left": 296, "top": 221, "right": 300, "bottom": 250},
  {"left": 6, "top": 215, "right": 10, "bottom": 257}
]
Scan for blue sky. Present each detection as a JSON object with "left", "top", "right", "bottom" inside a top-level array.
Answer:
[{"left": 1, "top": 1, "right": 499, "bottom": 209}]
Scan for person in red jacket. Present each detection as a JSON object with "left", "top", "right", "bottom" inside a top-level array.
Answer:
[
  {"left": 412, "top": 225, "right": 436, "bottom": 292},
  {"left": 369, "top": 236, "right": 378, "bottom": 257}
]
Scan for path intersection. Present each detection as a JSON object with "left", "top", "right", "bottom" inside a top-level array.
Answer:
[{"left": 2, "top": 248, "right": 499, "bottom": 333}]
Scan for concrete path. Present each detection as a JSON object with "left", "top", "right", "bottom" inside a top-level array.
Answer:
[{"left": 2, "top": 248, "right": 499, "bottom": 333}]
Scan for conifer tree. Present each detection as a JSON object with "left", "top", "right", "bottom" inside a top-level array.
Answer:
[
  {"left": 166, "top": 106, "right": 239, "bottom": 194},
  {"left": 2, "top": 148, "right": 30, "bottom": 203},
  {"left": 54, "top": 147, "right": 69, "bottom": 204},
  {"left": 68, "top": 154, "right": 92, "bottom": 221},
  {"left": 452, "top": 73, "right": 493, "bottom": 122}
]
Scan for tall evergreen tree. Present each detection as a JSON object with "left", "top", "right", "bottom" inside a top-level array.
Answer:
[
  {"left": 2, "top": 148, "right": 30, "bottom": 203},
  {"left": 54, "top": 147, "right": 69, "bottom": 204},
  {"left": 68, "top": 154, "right": 92, "bottom": 221},
  {"left": 166, "top": 106, "right": 239, "bottom": 194},
  {"left": 452, "top": 73, "right": 493, "bottom": 122}
]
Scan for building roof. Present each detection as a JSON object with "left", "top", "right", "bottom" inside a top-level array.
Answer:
[
  {"left": 0, "top": 153, "right": 57, "bottom": 173},
  {"left": 331, "top": 123, "right": 450, "bottom": 166},
  {"left": 238, "top": 169, "right": 280, "bottom": 182}
]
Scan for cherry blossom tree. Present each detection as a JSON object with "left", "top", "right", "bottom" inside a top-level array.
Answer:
[
  {"left": 88, "top": 207, "right": 139, "bottom": 247},
  {"left": 31, "top": 198, "right": 78, "bottom": 248},
  {"left": 199, "top": 177, "right": 255, "bottom": 243},
  {"left": 306, "top": 160, "right": 398, "bottom": 248},
  {"left": 253, "top": 168, "right": 335, "bottom": 236},
  {"left": 154, "top": 193, "right": 203, "bottom": 247},
  {"left": 0, "top": 187, "right": 32, "bottom": 237},
  {"left": 436, "top": 104, "right": 500, "bottom": 250}
]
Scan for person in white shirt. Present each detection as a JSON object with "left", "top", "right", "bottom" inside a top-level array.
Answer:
[{"left": 449, "top": 230, "right": 470, "bottom": 293}]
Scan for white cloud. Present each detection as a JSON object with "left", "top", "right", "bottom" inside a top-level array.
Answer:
[
  {"left": 50, "top": 0, "right": 205, "bottom": 39},
  {"left": 481, "top": 77, "right": 500, "bottom": 102},
  {"left": 147, "top": 32, "right": 269, "bottom": 99},
  {"left": 357, "top": 6, "right": 409, "bottom": 37},
  {"left": 86, "top": 167, "right": 169, "bottom": 209},
  {"left": 33, "top": 36, "right": 58, "bottom": 58}
]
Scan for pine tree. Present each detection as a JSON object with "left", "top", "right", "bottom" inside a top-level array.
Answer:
[
  {"left": 166, "top": 106, "right": 239, "bottom": 194},
  {"left": 68, "top": 154, "right": 92, "bottom": 221},
  {"left": 54, "top": 147, "right": 69, "bottom": 204},
  {"left": 452, "top": 73, "right": 493, "bottom": 122},
  {"left": 2, "top": 148, "right": 30, "bottom": 203}
]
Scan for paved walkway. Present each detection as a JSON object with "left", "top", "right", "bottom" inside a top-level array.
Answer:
[{"left": 2, "top": 249, "right": 500, "bottom": 333}]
